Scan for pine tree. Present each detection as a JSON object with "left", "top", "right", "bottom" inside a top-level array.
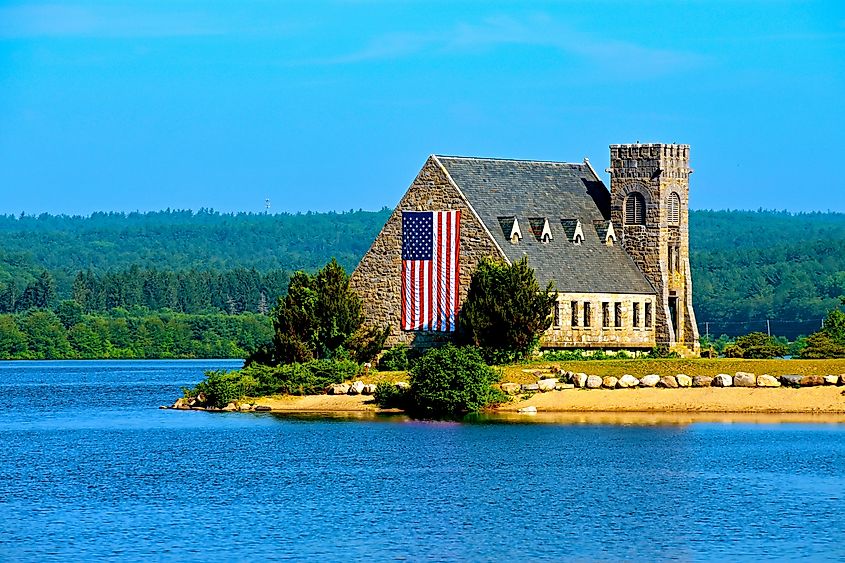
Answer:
[{"left": 459, "top": 257, "right": 557, "bottom": 363}]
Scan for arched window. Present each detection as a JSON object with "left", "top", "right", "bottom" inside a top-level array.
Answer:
[
  {"left": 668, "top": 193, "right": 681, "bottom": 225},
  {"left": 625, "top": 193, "right": 645, "bottom": 225}
]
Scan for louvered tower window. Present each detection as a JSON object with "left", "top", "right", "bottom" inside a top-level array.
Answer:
[
  {"left": 668, "top": 193, "right": 681, "bottom": 225},
  {"left": 625, "top": 193, "right": 645, "bottom": 225}
]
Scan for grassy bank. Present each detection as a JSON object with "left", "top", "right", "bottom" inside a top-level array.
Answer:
[{"left": 501, "top": 358, "right": 845, "bottom": 384}]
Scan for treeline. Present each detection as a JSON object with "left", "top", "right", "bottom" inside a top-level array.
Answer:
[
  {"left": 0, "top": 208, "right": 844, "bottom": 339},
  {"left": 690, "top": 210, "right": 845, "bottom": 338},
  {"left": 0, "top": 308, "right": 272, "bottom": 360},
  {"left": 0, "top": 208, "right": 391, "bottom": 298},
  {"left": 0, "top": 268, "right": 289, "bottom": 315}
]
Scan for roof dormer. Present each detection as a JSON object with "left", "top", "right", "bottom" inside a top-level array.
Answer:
[
  {"left": 561, "top": 219, "right": 585, "bottom": 245},
  {"left": 498, "top": 216, "right": 523, "bottom": 244},
  {"left": 604, "top": 221, "right": 617, "bottom": 246},
  {"left": 540, "top": 218, "right": 553, "bottom": 243},
  {"left": 573, "top": 220, "right": 584, "bottom": 245}
]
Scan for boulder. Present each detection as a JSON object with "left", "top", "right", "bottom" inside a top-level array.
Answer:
[
  {"left": 522, "top": 383, "right": 540, "bottom": 392},
  {"left": 362, "top": 383, "right": 378, "bottom": 395},
  {"left": 800, "top": 375, "right": 825, "bottom": 387},
  {"left": 172, "top": 397, "right": 188, "bottom": 409},
  {"left": 639, "top": 374, "right": 661, "bottom": 388},
  {"left": 712, "top": 374, "right": 733, "bottom": 387},
  {"left": 501, "top": 383, "right": 522, "bottom": 395},
  {"left": 733, "top": 372, "right": 756, "bottom": 387},
  {"left": 537, "top": 378, "right": 559, "bottom": 392},
  {"left": 823, "top": 375, "right": 839, "bottom": 386},
  {"left": 195, "top": 392, "right": 207, "bottom": 406},
  {"left": 348, "top": 381, "right": 365, "bottom": 395},
  {"left": 517, "top": 406, "right": 537, "bottom": 414},
  {"left": 781, "top": 375, "right": 803, "bottom": 388},
  {"left": 840, "top": 374, "right": 845, "bottom": 386},
  {"left": 239, "top": 404, "right": 254, "bottom": 412},
  {"left": 675, "top": 374, "right": 693, "bottom": 388},
  {"left": 329, "top": 384, "right": 350, "bottom": 395},
  {"left": 395, "top": 381, "right": 410, "bottom": 390},
  {"left": 756, "top": 374, "right": 781, "bottom": 388},
  {"left": 602, "top": 376, "right": 619, "bottom": 389},
  {"left": 617, "top": 374, "right": 640, "bottom": 388},
  {"left": 556, "top": 383, "right": 575, "bottom": 390},
  {"left": 586, "top": 375, "right": 603, "bottom": 389},
  {"left": 564, "top": 370, "right": 575, "bottom": 382},
  {"left": 692, "top": 375, "right": 714, "bottom": 387},
  {"left": 572, "top": 372, "right": 588, "bottom": 388},
  {"left": 221, "top": 402, "right": 237, "bottom": 412},
  {"left": 657, "top": 375, "right": 679, "bottom": 389},
  {"left": 254, "top": 405, "right": 271, "bottom": 412}
]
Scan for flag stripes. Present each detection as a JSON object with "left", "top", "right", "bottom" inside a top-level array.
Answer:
[{"left": 401, "top": 210, "right": 461, "bottom": 331}]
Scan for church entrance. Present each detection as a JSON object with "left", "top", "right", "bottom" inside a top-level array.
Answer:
[{"left": 668, "top": 296, "right": 679, "bottom": 342}]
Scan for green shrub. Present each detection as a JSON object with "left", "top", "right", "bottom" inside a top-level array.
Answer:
[
  {"left": 800, "top": 332, "right": 845, "bottom": 359},
  {"left": 408, "top": 345, "right": 505, "bottom": 418},
  {"left": 194, "top": 370, "right": 257, "bottom": 408},
  {"left": 459, "top": 257, "right": 557, "bottom": 364},
  {"left": 373, "top": 382, "right": 409, "bottom": 409},
  {"left": 241, "top": 358, "right": 360, "bottom": 396},
  {"left": 378, "top": 343, "right": 410, "bottom": 371},
  {"left": 725, "top": 332, "right": 788, "bottom": 359}
]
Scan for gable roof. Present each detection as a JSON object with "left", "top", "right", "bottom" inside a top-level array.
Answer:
[{"left": 434, "top": 155, "right": 655, "bottom": 295}]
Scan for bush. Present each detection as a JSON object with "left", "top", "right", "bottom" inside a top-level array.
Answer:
[
  {"left": 378, "top": 343, "right": 410, "bottom": 371},
  {"left": 248, "top": 258, "right": 384, "bottom": 366},
  {"left": 801, "top": 301, "right": 845, "bottom": 358},
  {"left": 194, "top": 370, "right": 257, "bottom": 408},
  {"left": 726, "top": 332, "right": 788, "bottom": 359},
  {"left": 459, "top": 257, "right": 556, "bottom": 364},
  {"left": 373, "top": 382, "right": 410, "bottom": 409},
  {"left": 408, "top": 345, "right": 505, "bottom": 418},
  {"left": 192, "top": 359, "right": 360, "bottom": 401},
  {"left": 800, "top": 332, "right": 845, "bottom": 359}
]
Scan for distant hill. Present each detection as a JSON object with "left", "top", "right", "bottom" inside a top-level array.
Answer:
[{"left": 1, "top": 208, "right": 843, "bottom": 338}]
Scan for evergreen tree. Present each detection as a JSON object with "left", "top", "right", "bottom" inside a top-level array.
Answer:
[{"left": 459, "top": 257, "right": 557, "bottom": 363}]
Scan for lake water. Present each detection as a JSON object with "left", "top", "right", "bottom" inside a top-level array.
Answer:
[{"left": 1, "top": 360, "right": 844, "bottom": 562}]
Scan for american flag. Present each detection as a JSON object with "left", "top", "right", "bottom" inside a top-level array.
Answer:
[{"left": 401, "top": 210, "right": 461, "bottom": 332}]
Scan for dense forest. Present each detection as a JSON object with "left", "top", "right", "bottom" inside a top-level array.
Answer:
[{"left": 0, "top": 208, "right": 843, "bottom": 354}]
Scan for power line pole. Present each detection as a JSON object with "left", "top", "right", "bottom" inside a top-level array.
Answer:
[{"left": 766, "top": 319, "right": 771, "bottom": 337}]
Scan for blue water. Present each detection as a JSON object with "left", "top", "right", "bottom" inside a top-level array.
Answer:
[{"left": 1, "top": 361, "right": 844, "bottom": 561}]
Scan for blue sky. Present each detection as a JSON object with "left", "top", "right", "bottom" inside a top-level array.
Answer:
[{"left": 1, "top": 0, "right": 843, "bottom": 215}]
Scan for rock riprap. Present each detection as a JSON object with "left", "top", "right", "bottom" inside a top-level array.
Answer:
[
  {"left": 675, "top": 374, "right": 692, "bottom": 387},
  {"left": 712, "top": 374, "right": 733, "bottom": 387},
  {"left": 538, "top": 378, "right": 558, "bottom": 392},
  {"left": 692, "top": 375, "right": 713, "bottom": 387},
  {"left": 602, "top": 376, "right": 619, "bottom": 389},
  {"left": 639, "top": 374, "right": 660, "bottom": 388},
  {"left": 756, "top": 374, "right": 781, "bottom": 387},
  {"left": 617, "top": 374, "right": 640, "bottom": 388},
  {"left": 733, "top": 372, "right": 756, "bottom": 387},
  {"left": 586, "top": 375, "right": 603, "bottom": 389},
  {"left": 657, "top": 375, "right": 679, "bottom": 389}
]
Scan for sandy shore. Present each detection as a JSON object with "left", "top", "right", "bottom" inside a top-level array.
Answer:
[
  {"left": 250, "top": 394, "right": 378, "bottom": 412},
  {"left": 245, "top": 386, "right": 845, "bottom": 417},
  {"left": 498, "top": 386, "right": 845, "bottom": 414}
]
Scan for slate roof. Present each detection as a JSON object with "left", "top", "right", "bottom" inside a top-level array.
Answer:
[{"left": 435, "top": 156, "right": 655, "bottom": 295}]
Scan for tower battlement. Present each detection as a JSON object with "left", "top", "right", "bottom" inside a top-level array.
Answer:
[{"left": 609, "top": 143, "right": 691, "bottom": 179}]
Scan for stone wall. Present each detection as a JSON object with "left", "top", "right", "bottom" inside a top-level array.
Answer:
[
  {"left": 542, "top": 292, "right": 656, "bottom": 349},
  {"left": 608, "top": 143, "right": 700, "bottom": 354},
  {"left": 349, "top": 156, "right": 505, "bottom": 349}
]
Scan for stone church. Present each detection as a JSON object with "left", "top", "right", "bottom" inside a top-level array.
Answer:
[{"left": 350, "top": 143, "right": 700, "bottom": 356}]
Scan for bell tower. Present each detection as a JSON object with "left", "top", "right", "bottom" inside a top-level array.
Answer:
[{"left": 607, "top": 143, "right": 700, "bottom": 355}]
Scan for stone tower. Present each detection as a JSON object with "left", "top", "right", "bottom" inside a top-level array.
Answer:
[{"left": 607, "top": 143, "right": 700, "bottom": 355}]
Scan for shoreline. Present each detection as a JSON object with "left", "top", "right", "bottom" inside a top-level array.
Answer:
[{"left": 193, "top": 386, "right": 845, "bottom": 418}]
